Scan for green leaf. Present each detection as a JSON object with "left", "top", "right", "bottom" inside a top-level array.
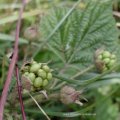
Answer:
[
  {"left": 40, "top": 0, "right": 119, "bottom": 67},
  {"left": 25, "top": 108, "right": 87, "bottom": 118},
  {"left": 95, "top": 91, "right": 119, "bottom": 120},
  {"left": 33, "top": 0, "right": 81, "bottom": 58},
  {"left": 85, "top": 78, "right": 120, "bottom": 90}
]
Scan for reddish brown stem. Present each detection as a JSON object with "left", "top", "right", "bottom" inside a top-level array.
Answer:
[
  {"left": 0, "top": 0, "right": 26, "bottom": 119},
  {"left": 15, "top": 65, "right": 26, "bottom": 120}
]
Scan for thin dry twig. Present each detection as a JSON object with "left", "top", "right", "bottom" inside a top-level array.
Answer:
[
  {"left": 113, "top": 11, "right": 120, "bottom": 18},
  {"left": 116, "top": 23, "right": 120, "bottom": 27},
  {"left": 15, "top": 65, "right": 26, "bottom": 120}
]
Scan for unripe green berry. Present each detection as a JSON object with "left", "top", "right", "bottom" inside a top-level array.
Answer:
[
  {"left": 98, "top": 55, "right": 102, "bottom": 60},
  {"left": 94, "top": 50, "right": 117, "bottom": 73},
  {"left": 30, "top": 63, "right": 40, "bottom": 73},
  {"left": 111, "top": 59, "right": 116, "bottom": 64},
  {"left": 103, "top": 58, "right": 110, "bottom": 64},
  {"left": 36, "top": 87, "right": 41, "bottom": 91},
  {"left": 103, "top": 66, "right": 108, "bottom": 72},
  {"left": 108, "top": 59, "right": 115, "bottom": 67},
  {"left": 28, "top": 73, "right": 35, "bottom": 83},
  {"left": 42, "top": 65, "right": 50, "bottom": 72},
  {"left": 111, "top": 54, "right": 116, "bottom": 59},
  {"left": 102, "top": 51, "right": 111, "bottom": 58},
  {"left": 43, "top": 79, "right": 48, "bottom": 87},
  {"left": 39, "top": 63, "right": 42, "bottom": 68},
  {"left": 31, "top": 86, "right": 36, "bottom": 92},
  {"left": 34, "top": 77, "right": 43, "bottom": 88},
  {"left": 37, "top": 69, "right": 47, "bottom": 79},
  {"left": 24, "top": 72, "right": 29, "bottom": 76},
  {"left": 31, "top": 61, "right": 37, "bottom": 64},
  {"left": 47, "top": 73, "right": 52, "bottom": 80}
]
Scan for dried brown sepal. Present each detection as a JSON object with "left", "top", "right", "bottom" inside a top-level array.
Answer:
[
  {"left": 95, "top": 60, "right": 105, "bottom": 73},
  {"left": 24, "top": 25, "right": 39, "bottom": 41},
  {"left": 21, "top": 75, "right": 32, "bottom": 92},
  {"left": 60, "top": 86, "right": 84, "bottom": 106},
  {"left": 94, "top": 48, "right": 105, "bottom": 73},
  {"left": 21, "top": 60, "right": 32, "bottom": 72},
  {"left": 94, "top": 48, "right": 104, "bottom": 60}
]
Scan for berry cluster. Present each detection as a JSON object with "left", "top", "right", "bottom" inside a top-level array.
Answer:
[
  {"left": 95, "top": 50, "right": 116, "bottom": 72},
  {"left": 21, "top": 61, "right": 52, "bottom": 91}
]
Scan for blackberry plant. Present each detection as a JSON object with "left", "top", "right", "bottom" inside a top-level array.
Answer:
[{"left": 0, "top": 0, "right": 120, "bottom": 120}]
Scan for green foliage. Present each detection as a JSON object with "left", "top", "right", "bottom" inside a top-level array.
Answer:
[
  {"left": 40, "top": 0, "right": 119, "bottom": 67},
  {"left": 96, "top": 89, "right": 119, "bottom": 120}
]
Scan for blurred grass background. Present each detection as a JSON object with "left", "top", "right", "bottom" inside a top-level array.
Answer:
[{"left": 0, "top": 0, "right": 120, "bottom": 120}]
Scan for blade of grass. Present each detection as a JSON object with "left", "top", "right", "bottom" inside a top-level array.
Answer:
[
  {"left": 0, "top": 9, "right": 44, "bottom": 25},
  {"left": 0, "top": 56, "right": 6, "bottom": 86},
  {"left": 27, "top": 91, "right": 51, "bottom": 120},
  {"left": 0, "top": 33, "right": 39, "bottom": 46},
  {"left": 0, "top": 4, "right": 21, "bottom": 9},
  {"left": 25, "top": 109, "right": 86, "bottom": 118},
  {"left": 0, "top": 33, "right": 27, "bottom": 44}
]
